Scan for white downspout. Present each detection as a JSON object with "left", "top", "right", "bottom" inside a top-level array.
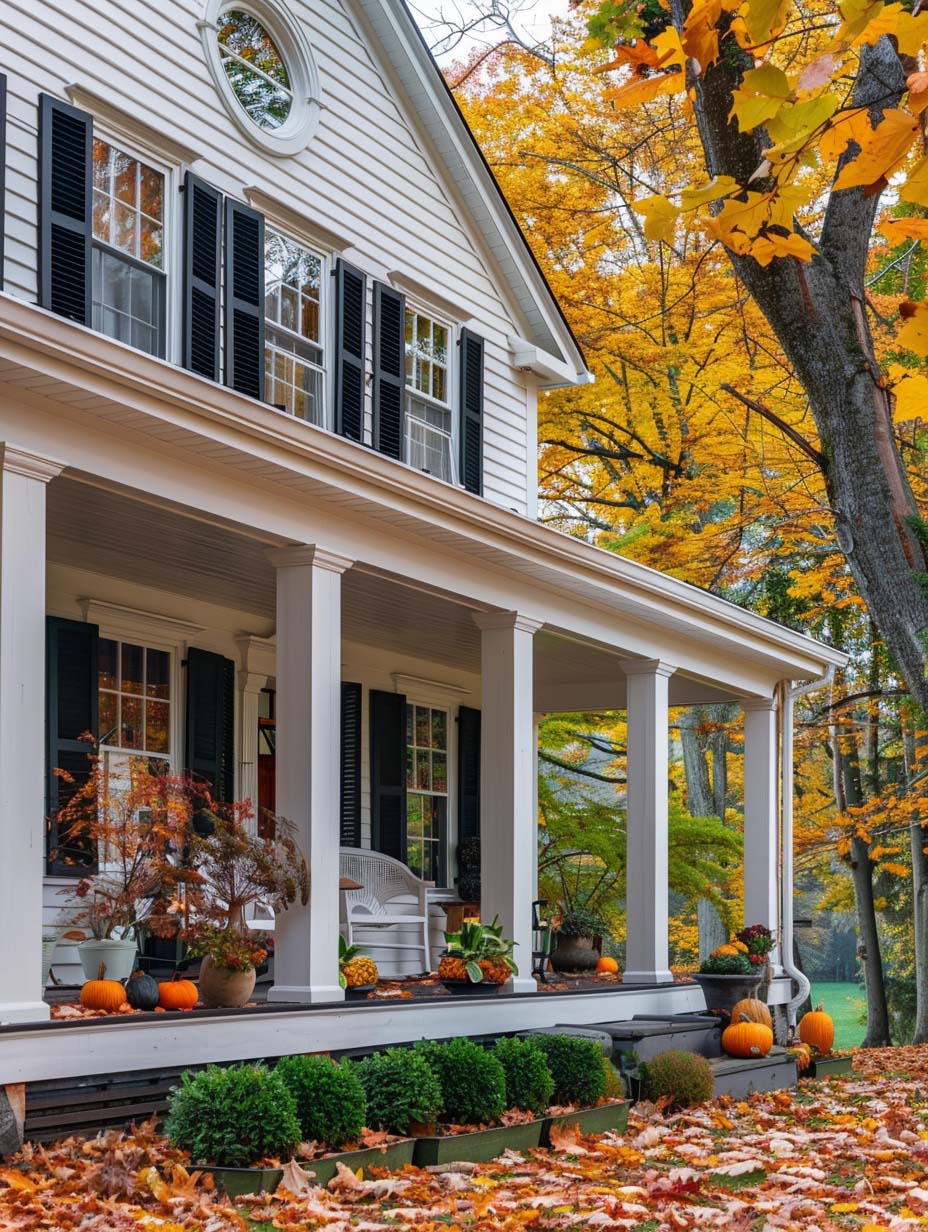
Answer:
[{"left": 780, "top": 665, "right": 836, "bottom": 1028}]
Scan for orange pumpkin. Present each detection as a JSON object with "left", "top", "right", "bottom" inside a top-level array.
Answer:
[
  {"left": 730, "top": 997, "right": 773, "bottom": 1031},
  {"left": 722, "top": 1017, "right": 773, "bottom": 1058},
  {"left": 80, "top": 963, "right": 126, "bottom": 1012},
  {"left": 596, "top": 955, "right": 619, "bottom": 974},
  {"left": 157, "top": 974, "right": 199, "bottom": 1010},
  {"left": 798, "top": 1005, "right": 834, "bottom": 1055}
]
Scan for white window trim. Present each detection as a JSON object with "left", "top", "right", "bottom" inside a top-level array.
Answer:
[
  {"left": 199, "top": 0, "right": 322, "bottom": 157},
  {"left": 87, "top": 129, "right": 177, "bottom": 365},
  {"left": 264, "top": 223, "right": 330, "bottom": 431},
  {"left": 405, "top": 698, "right": 454, "bottom": 888},
  {"left": 403, "top": 300, "right": 458, "bottom": 486}
]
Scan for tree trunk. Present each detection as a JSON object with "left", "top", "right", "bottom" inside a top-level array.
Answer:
[
  {"left": 680, "top": 707, "right": 728, "bottom": 958},
  {"left": 684, "top": 21, "right": 928, "bottom": 712},
  {"left": 903, "top": 713, "right": 928, "bottom": 1043}
]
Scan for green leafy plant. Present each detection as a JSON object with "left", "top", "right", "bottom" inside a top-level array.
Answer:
[
  {"left": 531, "top": 1034, "right": 607, "bottom": 1107},
  {"left": 641, "top": 1050, "right": 714, "bottom": 1108},
  {"left": 275, "top": 1054, "right": 366, "bottom": 1149},
  {"left": 556, "top": 905, "right": 608, "bottom": 939},
  {"left": 491, "top": 1037, "right": 555, "bottom": 1115},
  {"left": 353, "top": 1047, "right": 442, "bottom": 1136},
  {"left": 700, "top": 951, "right": 754, "bottom": 975},
  {"left": 165, "top": 1063, "right": 301, "bottom": 1166},
  {"left": 437, "top": 917, "right": 518, "bottom": 984},
  {"left": 602, "top": 1057, "right": 627, "bottom": 1101},
  {"left": 415, "top": 1038, "right": 507, "bottom": 1125}
]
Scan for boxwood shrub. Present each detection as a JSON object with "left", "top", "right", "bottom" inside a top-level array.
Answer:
[
  {"left": 165, "top": 1063, "right": 301, "bottom": 1166},
  {"left": 641, "top": 1049, "right": 714, "bottom": 1108},
  {"left": 415, "top": 1038, "right": 507, "bottom": 1125},
  {"left": 491, "top": 1036, "right": 554, "bottom": 1115},
  {"left": 276, "top": 1054, "right": 366, "bottom": 1148},
  {"left": 531, "top": 1034, "right": 607, "bottom": 1107},
  {"left": 354, "top": 1047, "right": 442, "bottom": 1136}
]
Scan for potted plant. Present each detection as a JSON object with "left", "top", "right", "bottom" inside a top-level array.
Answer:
[
  {"left": 692, "top": 925, "right": 772, "bottom": 1012},
  {"left": 437, "top": 917, "right": 518, "bottom": 992},
  {"left": 54, "top": 751, "right": 193, "bottom": 982},
  {"left": 339, "top": 936, "right": 379, "bottom": 998},
  {"left": 183, "top": 807, "right": 308, "bottom": 1008},
  {"left": 549, "top": 905, "right": 608, "bottom": 973}
]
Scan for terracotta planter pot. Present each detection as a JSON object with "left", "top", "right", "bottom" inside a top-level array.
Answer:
[
  {"left": 549, "top": 935, "right": 600, "bottom": 974},
  {"left": 197, "top": 955, "right": 256, "bottom": 1008}
]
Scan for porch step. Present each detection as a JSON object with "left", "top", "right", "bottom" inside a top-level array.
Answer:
[
  {"left": 597, "top": 1017, "right": 722, "bottom": 1062},
  {"left": 708, "top": 1047, "right": 797, "bottom": 1098}
]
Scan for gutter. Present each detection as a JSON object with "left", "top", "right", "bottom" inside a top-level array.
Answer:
[{"left": 779, "top": 665, "right": 836, "bottom": 1028}]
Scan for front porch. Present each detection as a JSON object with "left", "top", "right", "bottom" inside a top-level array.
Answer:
[{"left": 0, "top": 444, "right": 843, "bottom": 1052}]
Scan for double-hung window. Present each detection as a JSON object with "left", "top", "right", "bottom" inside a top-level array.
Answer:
[
  {"left": 98, "top": 638, "right": 172, "bottom": 768},
  {"left": 91, "top": 140, "right": 166, "bottom": 358},
  {"left": 405, "top": 703, "right": 448, "bottom": 883},
  {"left": 405, "top": 308, "right": 454, "bottom": 483},
  {"left": 264, "top": 227, "right": 326, "bottom": 425}
]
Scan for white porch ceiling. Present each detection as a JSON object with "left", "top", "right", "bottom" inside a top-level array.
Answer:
[{"left": 46, "top": 478, "right": 744, "bottom": 708}]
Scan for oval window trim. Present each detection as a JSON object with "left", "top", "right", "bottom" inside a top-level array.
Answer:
[{"left": 200, "top": 0, "right": 321, "bottom": 157}]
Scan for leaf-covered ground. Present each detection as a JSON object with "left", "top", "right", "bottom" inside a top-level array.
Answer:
[{"left": 3, "top": 1046, "right": 928, "bottom": 1230}]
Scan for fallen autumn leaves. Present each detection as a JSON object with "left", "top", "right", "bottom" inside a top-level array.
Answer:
[{"left": 2, "top": 1045, "right": 928, "bottom": 1231}]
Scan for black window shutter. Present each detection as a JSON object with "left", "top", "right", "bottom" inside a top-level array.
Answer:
[
  {"left": 459, "top": 328, "right": 485, "bottom": 495},
  {"left": 182, "top": 172, "right": 222, "bottom": 381},
  {"left": 46, "top": 617, "right": 99, "bottom": 875},
  {"left": 185, "top": 647, "right": 235, "bottom": 830},
  {"left": 372, "top": 282, "right": 405, "bottom": 459},
  {"left": 0, "top": 74, "right": 7, "bottom": 289},
  {"left": 340, "top": 681, "right": 362, "bottom": 847},
  {"left": 370, "top": 688, "right": 406, "bottom": 860},
  {"left": 334, "top": 258, "right": 366, "bottom": 442},
  {"left": 224, "top": 198, "right": 265, "bottom": 400},
  {"left": 38, "top": 94, "right": 92, "bottom": 324},
  {"left": 457, "top": 705, "right": 481, "bottom": 841}
]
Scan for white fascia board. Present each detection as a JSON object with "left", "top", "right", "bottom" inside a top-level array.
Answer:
[
  {"left": 354, "top": 0, "right": 589, "bottom": 384},
  {"left": 508, "top": 335, "right": 596, "bottom": 388}
]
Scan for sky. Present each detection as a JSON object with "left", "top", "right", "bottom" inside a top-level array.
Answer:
[{"left": 408, "top": 0, "right": 569, "bottom": 62}]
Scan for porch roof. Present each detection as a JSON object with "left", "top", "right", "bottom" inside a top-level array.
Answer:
[{"left": 0, "top": 295, "right": 847, "bottom": 700}]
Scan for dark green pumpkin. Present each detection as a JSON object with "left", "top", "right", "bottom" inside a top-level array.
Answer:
[{"left": 125, "top": 970, "right": 159, "bottom": 1011}]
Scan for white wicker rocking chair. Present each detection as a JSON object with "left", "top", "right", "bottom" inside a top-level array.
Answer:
[{"left": 339, "top": 848, "right": 433, "bottom": 974}]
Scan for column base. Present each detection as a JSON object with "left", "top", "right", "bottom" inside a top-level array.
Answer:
[
  {"left": 508, "top": 976, "right": 538, "bottom": 995},
  {"left": 0, "top": 1000, "right": 51, "bottom": 1025},
  {"left": 623, "top": 969, "right": 675, "bottom": 986},
  {"left": 266, "top": 983, "right": 345, "bottom": 1005}
]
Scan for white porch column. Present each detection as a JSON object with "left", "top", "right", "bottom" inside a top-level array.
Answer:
[
  {"left": 237, "top": 671, "right": 266, "bottom": 829},
  {"left": 623, "top": 659, "right": 675, "bottom": 985},
  {"left": 743, "top": 698, "right": 783, "bottom": 974},
  {"left": 266, "top": 545, "right": 352, "bottom": 1004},
  {"left": 532, "top": 711, "right": 545, "bottom": 903},
  {"left": 475, "top": 612, "right": 541, "bottom": 993},
  {"left": 0, "top": 445, "right": 64, "bottom": 1024}
]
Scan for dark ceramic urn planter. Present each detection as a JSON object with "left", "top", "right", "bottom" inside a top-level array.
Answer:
[
  {"left": 549, "top": 935, "right": 600, "bottom": 973},
  {"left": 692, "top": 972, "right": 763, "bottom": 1013}
]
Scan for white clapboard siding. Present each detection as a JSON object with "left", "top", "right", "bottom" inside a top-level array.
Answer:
[{"left": 0, "top": 0, "right": 535, "bottom": 511}]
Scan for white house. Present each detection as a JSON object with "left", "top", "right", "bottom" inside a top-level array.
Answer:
[{"left": 0, "top": 0, "right": 845, "bottom": 1085}]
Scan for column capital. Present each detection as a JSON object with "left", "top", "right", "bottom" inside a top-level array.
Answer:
[
  {"left": 622, "top": 657, "right": 676, "bottom": 679},
  {"left": 742, "top": 696, "right": 778, "bottom": 713},
  {"left": 473, "top": 610, "right": 543, "bottom": 635},
  {"left": 238, "top": 670, "right": 268, "bottom": 695},
  {"left": 266, "top": 544, "right": 354, "bottom": 574},
  {"left": 0, "top": 444, "right": 65, "bottom": 484}
]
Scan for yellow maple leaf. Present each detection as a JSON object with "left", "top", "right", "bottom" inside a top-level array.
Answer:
[
  {"left": 767, "top": 93, "right": 839, "bottom": 146},
  {"left": 744, "top": 0, "right": 791, "bottom": 46},
  {"left": 879, "top": 216, "right": 928, "bottom": 241},
  {"left": 889, "top": 367, "right": 928, "bottom": 421},
  {"left": 682, "top": 0, "right": 722, "bottom": 71},
  {"left": 833, "top": 108, "right": 918, "bottom": 190},
  {"left": 750, "top": 231, "right": 816, "bottom": 265},
  {"left": 634, "top": 193, "right": 681, "bottom": 242},
  {"left": 856, "top": 3, "right": 928, "bottom": 54},
  {"left": 834, "top": 0, "right": 884, "bottom": 42},
  {"left": 730, "top": 63, "right": 791, "bottom": 132},
  {"left": 603, "top": 71, "right": 682, "bottom": 108},
  {"left": 681, "top": 175, "right": 740, "bottom": 211},
  {"left": 900, "top": 157, "right": 928, "bottom": 206},
  {"left": 897, "top": 301, "right": 928, "bottom": 356}
]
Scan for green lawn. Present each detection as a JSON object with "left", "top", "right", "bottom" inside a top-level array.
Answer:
[{"left": 809, "top": 981, "right": 866, "bottom": 1050}]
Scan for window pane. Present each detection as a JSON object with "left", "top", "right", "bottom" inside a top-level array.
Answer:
[
  {"left": 146, "top": 649, "right": 170, "bottom": 699},
  {"left": 99, "top": 690, "right": 117, "bottom": 744},
  {"left": 98, "top": 638, "right": 118, "bottom": 690},
  {"left": 415, "top": 706, "right": 431, "bottom": 748},
  {"left": 431, "top": 710, "right": 447, "bottom": 750},
  {"left": 139, "top": 163, "right": 163, "bottom": 223},
  {"left": 146, "top": 700, "right": 170, "bottom": 754},
  {"left": 121, "top": 643, "right": 144, "bottom": 694},
  {"left": 415, "top": 748, "right": 430, "bottom": 791},
  {"left": 406, "top": 704, "right": 413, "bottom": 745},
  {"left": 92, "top": 190, "right": 112, "bottom": 246},
  {"left": 113, "top": 153, "right": 136, "bottom": 207},
  {"left": 92, "top": 140, "right": 112, "bottom": 191},
  {"left": 121, "top": 694, "right": 143, "bottom": 748},
  {"left": 432, "top": 752, "right": 447, "bottom": 794},
  {"left": 406, "top": 747, "right": 415, "bottom": 790}
]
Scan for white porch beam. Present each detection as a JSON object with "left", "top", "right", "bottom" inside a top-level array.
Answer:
[
  {"left": 743, "top": 698, "right": 782, "bottom": 974},
  {"left": 0, "top": 445, "right": 64, "bottom": 1024},
  {"left": 266, "top": 545, "right": 352, "bottom": 1004},
  {"left": 624, "top": 659, "right": 675, "bottom": 984},
  {"left": 475, "top": 612, "right": 541, "bottom": 994}
]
